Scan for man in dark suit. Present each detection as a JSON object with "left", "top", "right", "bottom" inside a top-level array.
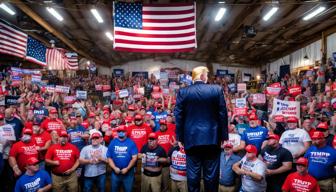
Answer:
[{"left": 174, "top": 66, "right": 228, "bottom": 192}]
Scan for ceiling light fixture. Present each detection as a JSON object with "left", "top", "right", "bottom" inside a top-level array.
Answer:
[
  {"left": 91, "top": 8, "right": 104, "bottom": 23},
  {"left": 218, "top": 1, "right": 225, "bottom": 3},
  {"left": 263, "top": 7, "right": 279, "bottom": 21},
  {"left": 105, "top": 32, "right": 113, "bottom": 41},
  {"left": 215, "top": 8, "right": 226, "bottom": 21},
  {"left": 0, "top": 3, "right": 16, "bottom": 15},
  {"left": 46, "top": 7, "right": 63, "bottom": 21},
  {"left": 303, "top": 6, "right": 326, "bottom": 21}
]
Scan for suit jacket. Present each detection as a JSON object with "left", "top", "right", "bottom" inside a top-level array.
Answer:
[{"left": 174, "top": 81, "right": 228, "bottom": 150}]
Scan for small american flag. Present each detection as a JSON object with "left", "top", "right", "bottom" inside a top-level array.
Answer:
[
  {"left": 46, "top": 48, "right": 67, "bottom": 70},
  {"left": 113, "top": 2, "right": 197, "bottom": 53},
  {"left": 26, "top": 36, "right": 47, "bottom": 66},
  {"left": 0, "top": 22, "right": 27, "bottom": 58},
  {"left": 65, "top": 52, "right": 78, "bottom": 70}
]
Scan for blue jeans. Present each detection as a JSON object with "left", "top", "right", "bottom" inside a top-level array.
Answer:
[
  {"left": 83, "top": 173, "right": 106, "bottom": 192},
  {"left": 111, "top": 168, "right": 134, "bottom": 192}
]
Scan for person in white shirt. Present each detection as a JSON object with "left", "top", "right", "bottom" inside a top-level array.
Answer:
[
  {"left": 233, "top": 144, "right": 267, "bottom": 192},
  {"left": 279, "top": 116, "right": 311, "bottom": 161}
]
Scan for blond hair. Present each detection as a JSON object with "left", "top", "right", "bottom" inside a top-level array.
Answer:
[{"left": 192, "top": 66, "right": 209, "bottom": 81}]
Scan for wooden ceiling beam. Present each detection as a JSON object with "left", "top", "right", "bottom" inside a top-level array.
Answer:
[{"left": 11, "top": 0, "right": 107, "bottom": 66}]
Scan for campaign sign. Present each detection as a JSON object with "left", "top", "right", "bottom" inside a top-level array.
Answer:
[
  {"left": 64, "top": 96, "right": 76, "bottom": 104},
  {"left": 253, "top": 94, "right": 266, "bottom": 104},
  {"left": 235, "top": 98, "right": 246, "bottom": 108},
  {"left": 271, "top": 99, "right": 300, "bottom": 118},
  {"left": 119, "top": 89, "right": 129, "bottom": 98},
  {"left": 102, "top": 85, "right": 111, "bottom": 92},
  {"left": 0, "top": 124, "right": 16, "bottom": 141},
  {"left": 113, "top": 69, "right": 124, "bottom": 77},
  {"left": 46, "top": 85, "right": 55, "bottom": 93},
  {"left": 153, "top": 86, "right": 161, "bottom": 92},
  {"left": 228, "top": 83, "right": 236, "bottom": 93},
  {"left": 55, "top": 85, "right": 70, "bottom": 94},
  {"left": 216, "top": 70, "right": 228, "bottom": 77},
  {"left": 5, "top": 95, "right": 20, "bottom": 106},
  {"left": 76, "top": 90, "right": 87, "bottom": 100},
  {"left": 288, "top": 86, "right": 302, "bottom": 97},
  {"left": 266, "top": 87, "right": 281, "bottom": 96},
  {"left": 160, "top": 72, "right": 168, "bottom": 80},
  {"left": 237, "top": 83, "right": 247, "bottom": 92},
  {"left": 103, "top": 91, "right": 111, "bottom": 97},
  {"left": 132, "top": 72, "right": 148, "bottom": 79},
  {"left": 111, "top": 92, "right": 117, "bottom": 100},
  {"left": 95, "top": 85, "right": 103, "bottom": 91},
  {"left": 151, "top": 92, "right": 162, "bottom": 99},
  {"left": 234, "top": 107, "right": 247, "bottom": 116},
  {"left": 31, "top": 75, "right": 41, "bottom": 83}
]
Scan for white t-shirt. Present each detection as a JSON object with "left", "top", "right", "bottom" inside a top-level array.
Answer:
[
  {"left": 240, "top": 156, "right": 267, "bottom": 192},
  {"left": 228, "top": 133, "right": 241, "bottom": 148},
  {"left": 279, "top": 128, "right": 311, "bottom": 157},
  {"left": 80, "top": 144, "right": 108, "bottom": 177}
]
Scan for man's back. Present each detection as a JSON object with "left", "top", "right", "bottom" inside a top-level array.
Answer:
[{"left": 175, "top": 81, "right": 227, "bottom": 150}]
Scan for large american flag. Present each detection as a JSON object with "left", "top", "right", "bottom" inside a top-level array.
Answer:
[
  {"left": 65, "top": 52, "right": 79, "bottom": 70},
  {"left": 113, "top": 2, "right": 197, "bottom": 53},
  {"left": 26, "top": 36, "right": 47, "bottom": 66},
  {"left": 46, "top": 48, "right": 66, "bottom": 70},
  {"left": 0, "top": 22, "right": 27, "bottom": 58}
]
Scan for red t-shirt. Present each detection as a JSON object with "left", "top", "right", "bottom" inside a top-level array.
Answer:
[
  {"left": 9, "top": 141, "right": 38, "bottom": 172},
  {"left": 32, "top": 131, "right": 51, "bottom": 160},
  {"left": 332, "top": 135, "right": 336, "bottom": 149},
  {"left": 40, "top": 118, "right": 65, "bottom": 136},
  {"left": 127, "top": 124, "right": 152, "bottom": 151},
  {"left": 167, "top": 123, "right": 176, "bottom": 133},
  {"left": 156, "top": 130, "right": 176, "bottom": 154},
  {"left": 282, "top": 172, "right": 320, "bottom": 192},
  {"left": 45, "top": 143, "right": 80, "bottom": 174}
]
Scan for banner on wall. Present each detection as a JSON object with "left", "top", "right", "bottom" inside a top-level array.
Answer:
[
  {"left": 271, "top": 99, "right": 300, "bottom": 118},
  {"left": 216, "top": 70, "right": 228, "bottom": 77},
  {"left": 132, "top": 72, "right": 148, "bottom": 79},
  {"left": 113, "top": 69, "right": 124, "bottom": 77}
]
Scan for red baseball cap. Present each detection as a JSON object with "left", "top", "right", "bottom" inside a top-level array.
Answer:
[
  {"left": 81, "top": 122, "right": 89, "bottom": 129},
  {"left": 103, "top": 105, "right": 110, "bottom": 110},
  {"left": 60, "top": 130, "right": 68, "bottom": 137},
  {"left": 49, "top": 108, "right": 57, "bottom": 114},
  {"left": 223, "top": 143, "right": 233, "bottom": 148},
  {"left": 311, "top": 131, "right": 325, "bottom": 140},
  {"left": 268, "top": 134, "right": 280, "bottom": 141},
  {"left": 317, "top": 122, "right": 328, "bottom": 130},
  {"left": 296, "top": 157, "right": 308, "bottom": 167},
  {"left": 286, "top": 116, "right": 298, "bottom": 123},
  {"left": 90, "top": 132, "right": 102, "bottom": 139},
  {"left": 117, "top": 125, "right": 127, "bottom": 132},
  {"left": 128, "top": 105, "right": 136, "bottom": 111},
  {"left": 248, "top": 113, "right": 258, "bottom": 121},
  {"left": 125, "top": 116, "right": 134, "bottom": 123},
  {"left": 273, "top": 115, "right": 285, "bottom": 123},
  {"left": 26, "top": 157, "right": 39, "bottom": 166},
  {"left": 134, "top": 114, "right": 143, "bottom": 120},
  {"left": 148, "top": 132, "right": 157, "bottom": 139},
  {"left": 89, "top": 112, "right": 95, "bottom": 118},
  {"left": 103, "top": 110, "right": 109, "bottom": 115},
  {"left": 159, "top": 119, "right": 167, "bottom": 125},
  {"left": 113, "top": 99, "right": 123, "bottom": 106},
  {"left": 0, "top": 113, "right": 4, "bottom": 119},
  {"left": 245, "top": 144, "right": 257, "bottom": 154},
  {"left": 23, "top": 128, "right": 32, "bottom": 135}
]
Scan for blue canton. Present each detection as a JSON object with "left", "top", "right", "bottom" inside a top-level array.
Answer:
[
  {"left": 115, "top": 2, "right": 142, "bottom": 29},
  {"left": 26, "top": 36, "right": 46, "bottom": 64}
]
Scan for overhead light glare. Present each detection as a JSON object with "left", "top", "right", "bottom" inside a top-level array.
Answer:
[
  {"left": 91, "top": 8, "right": 104, "bottom": 23},
  {"left": 218, "top": 1, "right": 225, "bottom": 4},
  {"left": 0, "top": 3, "right": 16, "bottom": 15},
  {"left": 46, "top": 7, "right": 63, "bottom": 21},
  {"left": 303, "top": 6, "right": 326, "bottom": 21},
  {"left": 263, "top": 7, "right": 279, "bottom": 21},
  {"left": 105, "top": 32, "right": 114, "bottom": 41},
  {"left": 215, "top": 8, "right": 226, "bottom": 21}
]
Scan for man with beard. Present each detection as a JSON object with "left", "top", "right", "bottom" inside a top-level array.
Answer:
[
  {"left": 140, "top": 132, "right": 167, "bottom": 192},
  {"left": 67, "top": 116, "right": 89, "bottom": 151},
  {"left": 9, "top": 128, "right": 38, "bottom": 177},
  {"left": 32, "top": 97, "right": 48, "bottom": 124},
  {"left": 260, "top": 134, "right": 293, "bottom": 192},
  {"left": 153, "top": 104, "right": 168, "bottom": 132},
  {"left": 282, "top": 157, "right": 320, "bottom": 192},
  {"left": 304, "top": 131, "right": 336, "bottom": 191},
  {"left": 40, "top": 108, "right": 65, "bottom": 136},
  {"left": 80, "top": 132, "right": 108, "bottom": 192},
  {"left": 232, "top": 144, "right": 267, "bottom": 192},
  {"left": 14, "top": 157, "right": 52, "bottom": 192},
  {"left": 45, "top": 130, "right": 80, "bottom": 192},
  {"left": 127, "top": 114, "right": 152, "bottom": 152},
  {"left": 219, "top": 143, "right": 241, "bottom": 192}
]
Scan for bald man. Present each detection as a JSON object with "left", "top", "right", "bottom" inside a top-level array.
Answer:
[{"left": 174, "top": 66, "right": 228, "bottom": 192}]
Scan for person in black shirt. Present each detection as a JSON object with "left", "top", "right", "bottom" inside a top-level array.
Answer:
[
  {"left": 140, "top": 132, "right": 167, "bottom": 192},
  {"left": 260, "top": 134, "right": 293, "bottom": 192}
]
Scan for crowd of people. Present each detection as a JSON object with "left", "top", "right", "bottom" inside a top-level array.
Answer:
[{"left": 0, "top": 60, "right": 335, "bottom": 192}]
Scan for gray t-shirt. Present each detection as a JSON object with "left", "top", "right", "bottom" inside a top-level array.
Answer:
[
  {"left": 80, "top": 144, "right": 108, "bottom": 177},
  {"left": 240, "top": 156, "right": 267, "bottom": 192}
]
